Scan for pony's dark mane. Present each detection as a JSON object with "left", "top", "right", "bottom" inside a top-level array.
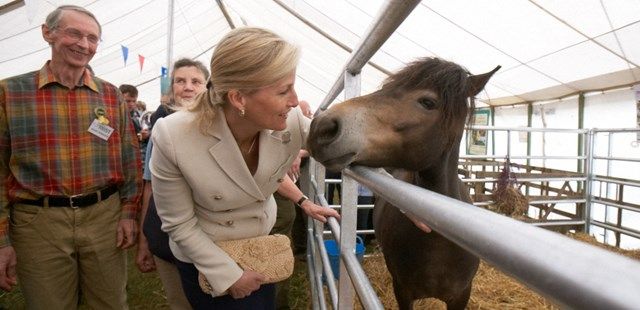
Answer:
[{"left": 382, "top": 57, "right": 477, "bottom": 130}]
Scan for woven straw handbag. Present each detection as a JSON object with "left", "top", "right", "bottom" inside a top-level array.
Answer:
[{"left": 198, "top": 234, "right": 294, "bottom": 295}]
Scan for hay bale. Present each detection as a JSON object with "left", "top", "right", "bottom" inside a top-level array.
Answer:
[
  {"left": 490, "top": 159, "right": 529, "bottom": 217},
  {"left": 493, "top": 185, "right": 529, "bottom": 217}
]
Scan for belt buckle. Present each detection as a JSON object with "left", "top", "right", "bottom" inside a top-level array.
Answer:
[{"left": 69, "top": 193, "right": 83, "bottom": 209}]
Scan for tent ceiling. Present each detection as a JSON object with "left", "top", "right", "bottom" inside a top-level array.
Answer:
[{"left": 1, "top": 0, "right": 639, "bottom": 110}]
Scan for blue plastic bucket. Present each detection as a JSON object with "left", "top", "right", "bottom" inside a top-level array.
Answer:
[{"left": 324, "top": 236, "right": 365, "bottom": 279}]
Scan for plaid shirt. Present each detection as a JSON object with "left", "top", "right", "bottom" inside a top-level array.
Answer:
[{"left": 0, "top": 62, "right": 142, "bottom": 247}]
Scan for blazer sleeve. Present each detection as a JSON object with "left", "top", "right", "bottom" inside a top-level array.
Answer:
[{"left": 150, "top": 118, "right": 243, "bottom": 296}]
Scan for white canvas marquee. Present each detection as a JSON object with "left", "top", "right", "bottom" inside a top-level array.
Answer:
[{"left": 1, "top": 0, "right": 640, "bottom": 111}]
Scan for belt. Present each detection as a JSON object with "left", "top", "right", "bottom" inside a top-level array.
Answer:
[{"left": 17, "top": 186, "right": 118, "bottom": 208}]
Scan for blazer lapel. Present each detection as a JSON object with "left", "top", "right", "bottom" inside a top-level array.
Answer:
[
  {"left": 253, "top": 129, "right": 291, "bottom": 185},
  {"left": 207, "top": 107, "right": 265, "bottom": 201}
]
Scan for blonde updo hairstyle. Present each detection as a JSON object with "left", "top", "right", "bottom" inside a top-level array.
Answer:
[{"left": 190, "top": 27, "right": 300, "bottom": 133}]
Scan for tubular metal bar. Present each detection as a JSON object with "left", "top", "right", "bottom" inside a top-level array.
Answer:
[
  {"left": 592, "top": 198, "right": 640, "bottom": 213},
  {"left": 592, "top": 128, "right": 640, "bottom": 133},
  {"left": 584, "top": 130, "right": 595, "bottom": 234},
  {"left": 323, "top": 229, "right": 376, "bottom": 236},
  {"left": 461, "top": 177, "right": 586, "bottom": 183},
  {"left": 341, "top": 251, "right": 385, "bottom": 309},
  {"left": 593, "top": 155, "right": 640, "bottom": 163},
  {"left": 590, "top": 220, "right": 640, "bottom": 240},
  {"left": 307, "top": 224, "right": 327, "bottom": 310},
  {"left": 272, "top": 0, "right": 391, "bottom": 76},
  {"left": 344, "top": 166, "right": 640, "bottom": 310},
  {"left": 338, "top": 174, "right": 358, "bottom": 309},
  {"left": 474, "top": 198, "right": 586, "bottom": 206},
  {"left": 469, "top": 125, "right": 589, "bottom": 133},
  {"left": 322, "top": 204, "right": 374, "bottom": 210},
  {"left": 593, "top": 176, "right": 640, "bottom": 188},
  {"left": 324, "top": 179, "right": 342, "bottom": 184},
  {"left": 314, "top": 230, "right": 338, "bottom": 308},
  {"left": 528, "top": 198, "right": 586, "bottom": 204},
  {"left": 317, "top": 0, "right": 421, "bottom": 112},
  {"left": 531, "top": 220, "right": 586, "bottom": 227},
  {"left": 311, "top": 178, "right": 342, "bottom": 242},
  {"left": 461, "top": 155, "right": 586, "bottom": 160}
]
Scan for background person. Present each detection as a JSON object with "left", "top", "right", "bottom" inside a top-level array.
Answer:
[
  {"left": 120, "top": 84, "right": 149, "bottom": 167},
  {"left": 0, "top": 5, "right": 141, "bottom": 309},
  {"left": 136, "top": 57, "right": 210, "bottom": 310},
  {"left": 150, "top": 27, "right": 339, "bottom": 309}
]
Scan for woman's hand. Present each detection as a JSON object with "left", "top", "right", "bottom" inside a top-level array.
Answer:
[
  {"left": 300, "top": 200, "right": 341, "bottom": 222},
  {"left": 286, "top": 155, "right": 302, "bottom": 182},
  {"left": 228, "top": 270, "right": 266, "bottom": 299}
]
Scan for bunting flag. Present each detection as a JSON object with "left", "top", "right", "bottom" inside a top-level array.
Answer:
[
  {"left": 138, "top": 54, "right": 145, "bottom": 72},
  {"left": 121, "top": 45, "right": 129, "bottom": 66},
  {"left": 160, "top": 66, "right": 170, "bottom": 96}
]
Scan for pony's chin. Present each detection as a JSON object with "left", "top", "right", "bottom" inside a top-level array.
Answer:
[{"left": 318, "top": 153, "right": 356, "bottom": 172}]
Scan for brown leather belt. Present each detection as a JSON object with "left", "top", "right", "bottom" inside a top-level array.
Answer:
[{"left": 17, "top": 185, "right": 118, "bottom": 208}]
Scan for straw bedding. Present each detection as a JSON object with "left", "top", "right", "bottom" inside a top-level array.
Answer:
[{"left": 352, "top": 232, "right": 639, "bottom": 309}]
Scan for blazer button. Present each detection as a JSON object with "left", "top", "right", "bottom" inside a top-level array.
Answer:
[
  {"left": 226, "top": 220, "right": 234, "bottom": 226},
  {"left": 277, "top": 178, "right": 284, "bottom": 183},
  {"left": 214, "top": 195, "right": 223, "bottom": 200}
]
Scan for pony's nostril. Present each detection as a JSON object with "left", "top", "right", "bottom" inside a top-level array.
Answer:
[{"left": 316, "top": 117, "right": 340, "bottom": 144}]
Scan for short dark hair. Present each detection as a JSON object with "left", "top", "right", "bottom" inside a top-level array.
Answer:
[
  {"left": 172, "top": 58, "right": 210, "bottom": 82},
  {"left": 119, "top": 84, "right": 138, "bottom": 97}
]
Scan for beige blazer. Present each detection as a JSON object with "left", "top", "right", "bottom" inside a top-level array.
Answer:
[{"left": 150, "top": 105, "right": 309, "bottom": 296}]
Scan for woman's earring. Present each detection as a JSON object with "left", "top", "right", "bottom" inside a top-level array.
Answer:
[{"left": 239, "top": 108, "right": 245, "bottom": 117}]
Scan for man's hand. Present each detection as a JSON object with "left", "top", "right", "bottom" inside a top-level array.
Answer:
[
  {"left": 116, "top": 219, "right": 137, "bottom": 249},
  {"left": 228, "top": 270, "right": 265, "bottom": 299},
  {"left": 300, "top": 200, "right": 340, "bottom": 223},
  {"left": 139, "top": 128, "right": 150, "bottom": 141},
  {"left": 0, "top": 246, "right": 17, "bottom": 291},
  {"left": 135, "top": 234, "right": 156, "bottom": 272}
]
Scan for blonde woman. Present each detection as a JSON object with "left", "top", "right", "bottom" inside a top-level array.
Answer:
[{"left": 150, "top": 27, "right": 339, "bottom": 308}]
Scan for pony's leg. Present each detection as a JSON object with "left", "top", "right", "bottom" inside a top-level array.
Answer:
[
  {"left": 445, "top": 283, "right": 472, "bottom": 310},
  {"left": 393, "top": 279, "right": 414, "bottom": 310}
]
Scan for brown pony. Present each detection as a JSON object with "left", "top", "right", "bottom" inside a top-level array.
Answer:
[{"left": 308, "top": 57, "right": 499, "bottom": 309}]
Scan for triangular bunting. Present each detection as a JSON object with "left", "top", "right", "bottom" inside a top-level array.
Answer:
[
  {"left": 138, "top": 54, "right": 145, "bottom": 72},
  {"left": 160, "top": 66, "right": 170, "bottom": 96},
  {"left": 121, "top": 45, "right": 129, "bottom": 66}
]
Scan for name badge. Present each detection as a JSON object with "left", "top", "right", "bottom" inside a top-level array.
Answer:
[{"left": 88, "top": 119, "right": 114, "bottom": 141}]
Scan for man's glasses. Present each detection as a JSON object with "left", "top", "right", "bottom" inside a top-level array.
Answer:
[{"left": 56, "top": 27, "right": 100, "bottom": 45}]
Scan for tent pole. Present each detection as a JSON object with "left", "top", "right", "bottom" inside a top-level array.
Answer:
[
  {"left": 166, "top": 0, "right": 175, "bottom": 72},
  {"left": 317, "top": 0, "right": 421, "bottom": 113},
  {"left": 216, "top": 0, "right": 236, "bottom": 29}
]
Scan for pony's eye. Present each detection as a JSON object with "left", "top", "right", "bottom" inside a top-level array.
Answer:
[{"left": 418, "top": 97, "right": 437, "bottom": 110}]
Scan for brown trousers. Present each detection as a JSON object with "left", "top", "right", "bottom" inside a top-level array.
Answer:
[{"left": 10, "top": 193, "right": 127, "bottom": 310}]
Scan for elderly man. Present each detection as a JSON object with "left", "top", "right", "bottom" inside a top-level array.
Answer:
[{"left": 0, "top": 5, "right": 141, "bottom": 309}]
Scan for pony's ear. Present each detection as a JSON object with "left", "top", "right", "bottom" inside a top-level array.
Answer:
[{"left": 467, "top": 65, "right": 501, "bottom": 97}]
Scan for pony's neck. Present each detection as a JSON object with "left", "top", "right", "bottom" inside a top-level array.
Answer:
[{"left": 416, "top": 141, "right": 462, "bottom": 198}]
